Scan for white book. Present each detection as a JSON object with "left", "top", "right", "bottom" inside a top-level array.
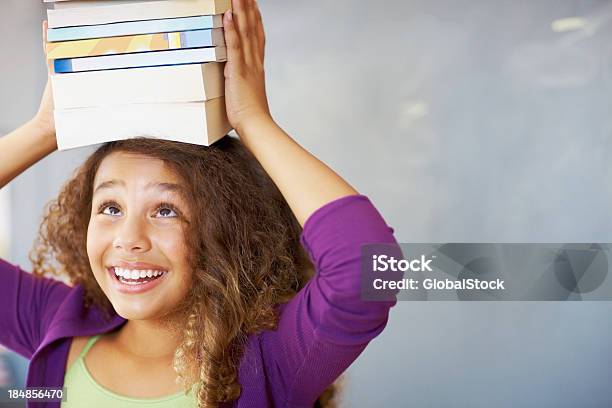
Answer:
[
  {"left": 54, "top": 98, "right": 231, "bottom": 150},
  {"left": 51, "top": 63, "right": 225, "bottom": 109},
  {"left": 49, "top": 0, "right": 160, "bottom": 7},
  {"left": 54, "top": 47, "right": 227, "bottom": 73},
  {"left": 47, "top": 0, "right": 231, "bottom": 28}
]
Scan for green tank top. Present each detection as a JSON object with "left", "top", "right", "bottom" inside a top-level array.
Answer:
[{"left": 61, "top": 334, "right": 197, "bottom": 408}]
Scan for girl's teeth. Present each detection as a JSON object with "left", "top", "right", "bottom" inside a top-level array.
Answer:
[{"left": 112, "top": 267, "right": 166, "bottom": 281}]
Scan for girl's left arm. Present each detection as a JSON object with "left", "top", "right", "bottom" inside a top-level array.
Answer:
[
  {"left": 224, "top": 1, "right": 400, "bottom": 404},
  {"left": 223, "top": 0, "right": 358, "bottom": 227}
]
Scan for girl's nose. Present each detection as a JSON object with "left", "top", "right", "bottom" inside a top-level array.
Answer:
[{"left": 112, "top": 216, "right": 151, "bottom": 253}]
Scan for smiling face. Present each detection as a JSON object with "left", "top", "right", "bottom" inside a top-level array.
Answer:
[{"left": 86, "top": 151, "right": 192, "bottom": 321}]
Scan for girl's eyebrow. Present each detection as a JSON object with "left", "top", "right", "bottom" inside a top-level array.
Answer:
[{"left": 93, "top": 179, "right": 185, "bottom": 195}]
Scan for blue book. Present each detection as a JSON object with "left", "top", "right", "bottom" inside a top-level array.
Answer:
[{"left": 47, "top": 15, "right": 224, "bottom": 42}]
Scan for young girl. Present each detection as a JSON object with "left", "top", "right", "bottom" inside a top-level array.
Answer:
[{"left": 0, "top": 0, "right": 398, "bottom": 407}]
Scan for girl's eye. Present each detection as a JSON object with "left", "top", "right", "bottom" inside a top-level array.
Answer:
[
  {"left": 97, "top": 202, "right": 180, "bottom": 218},
  {"left": 156, "top": 206, "right": 178, "bottom": 218},
  {"left": 100, "top": 203, "right": 122, "bottom": 216}
]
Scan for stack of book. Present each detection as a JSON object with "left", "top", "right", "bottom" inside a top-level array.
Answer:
[{"left": 44, "top": 0, "right": 232, "bottom": 150}]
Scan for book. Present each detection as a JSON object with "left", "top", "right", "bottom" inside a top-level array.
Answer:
[
  {"left": 47, "top": 15, "right": 224, "bottom": 42},
  {"left": 47, "top": 0, "right": 230, "bottom": 28},
  {"left": 54, "top": 47, "right": 227, "bottom": 73},
  {"left": 54, "top": 98, "right": 231, "bottom": 150},
  {"left": 46, "top": 0, "right": 232, "bottom": 148},
  {"left": 45, "top": 0, "right": 164, "bottom": 9},
  {"left": 44, "top": 0, "right": 135, "bottom": 2},
  {"left": 43, "top": 0, "right": 119, "bottom": 2},
  {"left": 46, "top": 0, "right": 163, "bottom": 6},
  {"left": 51, "top": 63, "right": 225, "bottom": 109},
  {"left": 47, "top": 29, "right": 225, "bottom": 60}
]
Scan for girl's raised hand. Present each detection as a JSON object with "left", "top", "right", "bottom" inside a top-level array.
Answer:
[
  {"left": 223, "top": 0, "right": 272, "bottom": 136},
  {"left": 0, "top": 21, "right": 57, "bottom": 188},
  {"left": 33, "top": 21, "right": 56, "bottom": 141}
]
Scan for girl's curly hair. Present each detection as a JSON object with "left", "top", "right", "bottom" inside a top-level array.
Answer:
[{"left": 29, "top": 136, "right": 342, "bottom": 407}]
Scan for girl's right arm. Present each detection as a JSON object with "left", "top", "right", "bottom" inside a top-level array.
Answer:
[
  {"left": 0, "top": 21, "right": 66, "bottom": 358},
  {"left": 0, "top": 87, "right": 65, "bottom": 358},
  {"left": 0, "top": 258, "right": 71, "bottom": 358},
  {"left": 0, "top": 110, "right": 57, "bottom": 189},
  {"left": 0, "top": 21, "right": 57, "bottom": 190}
]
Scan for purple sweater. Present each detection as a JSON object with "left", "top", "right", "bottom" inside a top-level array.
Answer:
[{"left": 0, "top": 195, "right": 397, "bottom": 407}]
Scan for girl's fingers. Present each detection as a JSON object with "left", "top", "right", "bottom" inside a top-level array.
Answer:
[
  {"left": 42, "top": 21, "right": 52, "bottom": 74},
  {"left": 225, "top": 0, "right": 265, "bottom": 67},
  {"left": 232, "top": 0, "right": 253, "bottom": 64},
  {"left": 223, "top": 9, "right": 244, "bottom": 68},
  {"left": 254, "top": 3, "right": 265, "bottom": 62},
  {"left": 42, "top": 21, "right": 48, "bottom": 53},
  {"left": 245, "top": 0, "right": 258, "bottom": 39}
]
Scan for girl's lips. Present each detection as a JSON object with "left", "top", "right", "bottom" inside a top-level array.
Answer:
[
  {"left": 112, "top": 260, "right": 167, "bottom": 270},
  {"left": 107, "top": 267, "right": 168, "bottom": 295}
]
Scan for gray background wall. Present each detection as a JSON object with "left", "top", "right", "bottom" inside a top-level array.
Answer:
[{"left": 1, "top": 0, "right": 612, "bottom": 406}]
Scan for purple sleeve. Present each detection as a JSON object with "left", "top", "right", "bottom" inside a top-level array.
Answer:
[
  {"left": 0, "top": 258, "right": 71, "bottom": 359},
  {"left": 260, "top": 195, "right": 398, "bottom": 405}
]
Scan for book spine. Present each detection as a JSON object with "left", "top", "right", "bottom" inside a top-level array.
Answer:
[
  {"left": 54, "top": 47, "right": 227, "bottom": 73},
  {"left": 47, "top": 29, "right": 223, "bottom": 60},
  {"left": 47, "top": 15, "right": 223, "bottom": 42}
]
